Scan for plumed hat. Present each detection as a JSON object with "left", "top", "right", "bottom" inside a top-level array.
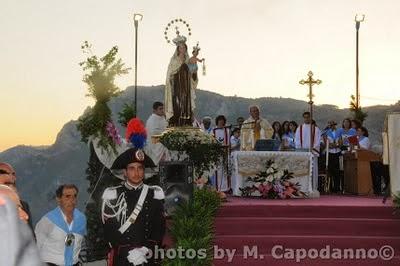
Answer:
[{"left": 111, "top": 148, "right": 155, "bottom": 169}]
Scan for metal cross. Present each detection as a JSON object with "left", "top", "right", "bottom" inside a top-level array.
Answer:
[{"left": 299, "top": 71, "right": 322, "bottom": 105}]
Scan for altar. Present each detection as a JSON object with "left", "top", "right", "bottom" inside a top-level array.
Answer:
[{"left": 230, "top": 151, "right": 314, "bottom": 196}]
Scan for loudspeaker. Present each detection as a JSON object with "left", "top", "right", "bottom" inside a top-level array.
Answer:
[{"left": 159, "top": 161, "right": 194, "bottom": 216}]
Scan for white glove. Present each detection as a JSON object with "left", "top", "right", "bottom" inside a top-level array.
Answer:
[{"left": 127, "top": 247, "right": 149, "bottom": 265}]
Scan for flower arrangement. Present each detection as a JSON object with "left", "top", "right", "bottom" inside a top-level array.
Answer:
[
  {"left": 159, "top": 128, "right": 224, "bottom": 177},
  {"left": 240, "top": 160, "right": 305, "bottom": 199},
  {"left": 105, "top": 121, "right": 122, "bottom": 145}
]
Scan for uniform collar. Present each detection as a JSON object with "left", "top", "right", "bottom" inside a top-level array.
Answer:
[{"left": 124, "top": 181, "right": 144, "bottom": 191}]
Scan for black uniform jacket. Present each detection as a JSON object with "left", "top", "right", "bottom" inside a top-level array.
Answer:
[{"left": 103, "top": 184, "right": 166, "bottom": 266}]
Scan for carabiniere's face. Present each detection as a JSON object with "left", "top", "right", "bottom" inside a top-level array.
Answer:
[{"left": 124, "top": 162, "right": 145, "bottom": 185}]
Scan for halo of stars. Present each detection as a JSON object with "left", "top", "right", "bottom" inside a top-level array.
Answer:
[{"left": 164, "top": 18, "right": 191, "bottom": 44}]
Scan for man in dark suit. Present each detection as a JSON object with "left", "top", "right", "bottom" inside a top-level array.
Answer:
[{"left": 102, "top": 148, "right": 165, "bottom": 266}]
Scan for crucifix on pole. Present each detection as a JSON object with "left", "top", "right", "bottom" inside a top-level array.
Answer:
[{"left": 299, "top": 71, "right": 322, "bottom": 153}]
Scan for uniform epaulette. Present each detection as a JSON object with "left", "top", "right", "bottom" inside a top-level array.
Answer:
[
  {"left": 102, "top": 185, "right": 122, "bottom": 200},
  {"left": 150, "top": 185, "right": 165, "bottom": 200}
]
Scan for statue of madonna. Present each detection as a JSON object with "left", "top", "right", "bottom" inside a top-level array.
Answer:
[{"left": 164, "top": 35, "right": 198, "bottom": 126}]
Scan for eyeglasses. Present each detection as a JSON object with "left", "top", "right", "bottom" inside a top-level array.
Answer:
[{"left": 0, "top": 170, "right": 16, "bottom": 176}]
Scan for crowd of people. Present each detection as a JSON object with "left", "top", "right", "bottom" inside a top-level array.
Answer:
[
  {"left": 143, "top": 101, "right": 373, "bottom": 195},
  {"left": 0, "top": 163, "right": 88, "bottom": 266},
  {"left": 0, "top": 101, "right": 375, "bottom": 265},
  {"left": 196, "top": 111, "right": 371, "bottom": 154},
  {"left": 0, "top": 145, "right": 165, "bottom": 265}
]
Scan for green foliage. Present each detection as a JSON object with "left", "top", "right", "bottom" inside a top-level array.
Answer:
[
  {"left": 118, "top": 103, "right": 136, "bottom": 127},
  {"left": 79, "top": 41, "right": 130, "bottom": 103},
  {"left": 77, "top": 41, "right": 130, "bottom": 152},
  {"left": 77, "top": 102, "right": 111, "bottom": 145},
  {"left": 164, "top": 188, "right": 222, "bottom": 266},
  {"left": 349, "top": 95, "right": 368, "bottom": 123},
  {"left": 84, "top": 144, "right": 121, "bottom": 261},
  {"left": 159, "top": 129, "right": 223, "bottom": 176}
]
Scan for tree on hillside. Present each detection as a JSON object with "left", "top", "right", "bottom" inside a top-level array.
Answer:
[{"left": 349, "top": 94, "right": 368, "bottom": 123}]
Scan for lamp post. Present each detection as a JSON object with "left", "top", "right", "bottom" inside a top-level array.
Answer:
[
  {"left": 355, "top": 14, "right": 365, "bottom": 109},
  {"left": 133, "top": 13, "right": 143, "bottom": 117}
]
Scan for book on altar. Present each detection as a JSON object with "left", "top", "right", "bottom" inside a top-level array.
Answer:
[{"left": 348, "top": 135, "right": 358, "bottom": 145}]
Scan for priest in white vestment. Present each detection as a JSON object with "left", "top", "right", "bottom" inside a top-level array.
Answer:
[
  {"left": 295, "top": 111, "right": 321, "bottom": 196},
  {"left": 240, "top": 105, "right": 273, "bottom": 151},
  {"left": 145, "top": 102, "right": 170, "bottom": 165}
]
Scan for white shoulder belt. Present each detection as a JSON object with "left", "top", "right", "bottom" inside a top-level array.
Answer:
[{"left": 118, "top": 184, "right": 149, "bottom": 234}]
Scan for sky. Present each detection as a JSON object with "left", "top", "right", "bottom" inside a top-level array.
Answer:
[{"left": 1, "top": 0, "right": 399, "bottom": 152}]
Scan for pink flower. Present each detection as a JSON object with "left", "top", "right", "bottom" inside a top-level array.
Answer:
[
  {"left": 106, "top": 121, "right": 122, "bottom": 145},
  {"left": 258, "top": 183, "right": 271, "bottom": 197}
]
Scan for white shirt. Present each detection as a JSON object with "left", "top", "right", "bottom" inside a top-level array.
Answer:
[
  {"left": 145, "top": 113, "right": 168, "bottom": 136},
  {"left": 145, "top": 113, "right": 169, "bottom": 165},
  {"left": 35, "top": 209, "right": 84, "bottom": 265},
  {"left": 213, "top": 127, "right": 230, "bottom": 145},
  {"left": 230, "top": 135, "right": 240, "bottom": 151},
  {"left": 358, "top": 136, "right": 371, "bottom": 150},
  {"left": 295, "top": 124, "right": 321, "bottom": 155}
]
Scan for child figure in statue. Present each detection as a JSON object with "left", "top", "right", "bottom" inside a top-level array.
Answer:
[{"left": 188, "top": 43, "right": 204, "bottom": 82}]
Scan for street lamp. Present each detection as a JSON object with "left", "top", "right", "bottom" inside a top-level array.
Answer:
[
  {"left": 133, "top": 13, "right": 143, "bottom": 117},
  {"left": 355, "top": 14, "right": 365, "bottom": 109}
]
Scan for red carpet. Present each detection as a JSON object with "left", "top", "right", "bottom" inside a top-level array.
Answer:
[{"left": 213, "top": 195, "right": 400, "bottom": 265}]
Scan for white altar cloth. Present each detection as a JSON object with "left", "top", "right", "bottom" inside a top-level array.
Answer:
[{"left": 231, "top": 151, "right": 314, "bottom": 196}]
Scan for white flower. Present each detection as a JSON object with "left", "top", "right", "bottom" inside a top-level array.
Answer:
[
  {"left": 271, "top": 163, "right": 278, "bottom": 169},
  {"left": 267, "top": 168, "right": 274, "bottom": 174},
  {"left": 272, "top": 173, "right": 280, "bottom": 180}
]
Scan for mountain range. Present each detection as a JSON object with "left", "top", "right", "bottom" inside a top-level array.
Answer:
[{"left": 1, "top": 85, "right": 399, "bottom": 223}]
